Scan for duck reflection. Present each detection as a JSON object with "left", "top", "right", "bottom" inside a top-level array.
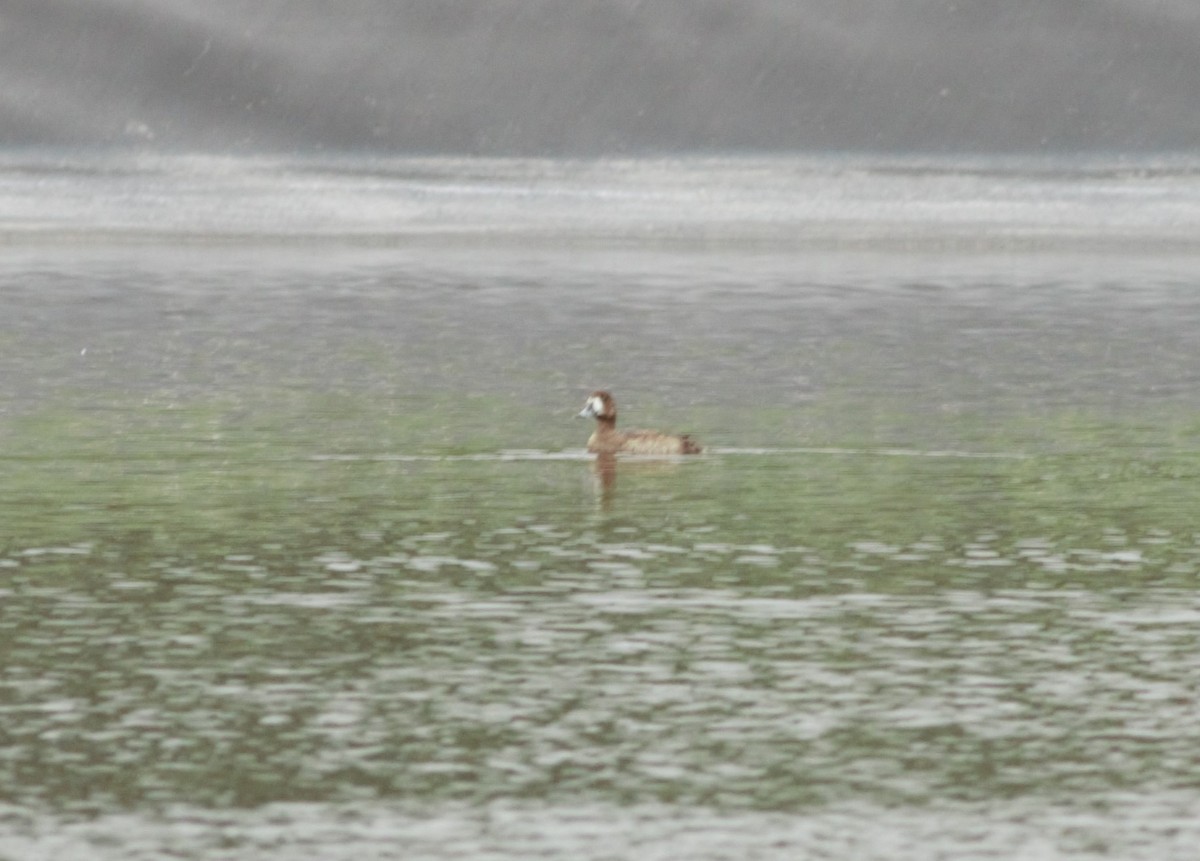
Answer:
[
  {"left": 587, "top": 452, "right": 699, "bottom": 509},
  {"left": 590, "top": 452, "right": 619, "bottom": 506}
]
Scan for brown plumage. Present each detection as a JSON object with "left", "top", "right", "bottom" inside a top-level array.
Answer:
[{"left": 578, "top": 390, "right": 703, "bottom": 455}]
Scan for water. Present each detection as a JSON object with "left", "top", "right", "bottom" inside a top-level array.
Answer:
[{"left": 3, "top": 155, "right": 1200, "bottom": 859}]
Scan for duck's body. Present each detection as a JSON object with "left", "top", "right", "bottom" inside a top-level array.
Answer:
[{"left": 578, "top": 391, "right": 702, "bottom": 455}]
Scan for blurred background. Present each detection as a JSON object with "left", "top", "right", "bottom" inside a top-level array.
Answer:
[{"left": 4, "top": 0, "right": 1199, "bottom": 156}]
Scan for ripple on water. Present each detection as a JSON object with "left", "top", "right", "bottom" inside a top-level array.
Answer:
[
  {"left": 4, "top": 491, "right": 1200, "bottom": 853},
  {"left": 4, "top": 796, "right": 1200, "bottom": 861}
]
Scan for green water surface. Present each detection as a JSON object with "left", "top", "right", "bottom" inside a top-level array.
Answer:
[{"left": 3, "top": 236, "right": 1200, "bottom": 858}]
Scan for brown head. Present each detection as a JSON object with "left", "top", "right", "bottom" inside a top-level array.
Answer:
[{"left": 578, "top": 390, "right": 617, "bottom": 424}]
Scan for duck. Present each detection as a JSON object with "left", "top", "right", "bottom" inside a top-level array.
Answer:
[{"left": 578, "top": 390, "right": 703, "bottom": 455}]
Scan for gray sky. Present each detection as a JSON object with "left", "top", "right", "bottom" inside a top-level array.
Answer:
[{"left": 3, "top": 0, "right": 1198, "bottom": 155}]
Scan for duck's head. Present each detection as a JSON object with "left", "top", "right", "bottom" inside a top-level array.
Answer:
[{"left": 578, "top": 390, "right": 616, "bottom": 421}]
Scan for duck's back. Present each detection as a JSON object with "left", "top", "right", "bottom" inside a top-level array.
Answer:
[{"left": 617, "top": 429, "right": 703, "bottom": 455}]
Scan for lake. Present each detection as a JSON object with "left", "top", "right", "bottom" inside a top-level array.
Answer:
[{"left": 2, "top": 155, "right": 1200, "bottom": 859}]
